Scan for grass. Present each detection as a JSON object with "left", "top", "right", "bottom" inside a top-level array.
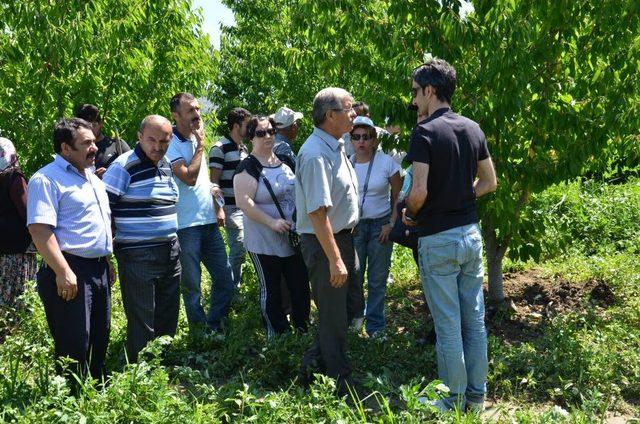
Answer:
[{"left": 1, "top": 179, "right": 640, "bottom": 422}]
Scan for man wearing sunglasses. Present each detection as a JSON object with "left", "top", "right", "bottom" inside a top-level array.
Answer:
[
  {"left": 295, "top": 87, "right": 361, "bottom": 397},
  {"left": 403, "top": 59, "right": 497, "bottom": 412}
]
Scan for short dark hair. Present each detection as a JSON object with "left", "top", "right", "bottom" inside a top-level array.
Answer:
[
  {"left": 246, "top": 115, "right": 276, "bottom": 140},
  {"left": 74, "top": 104, "right": 101, "bottom": 123},
  {"left": 412, "top": 59, "right": 457, "bottom": 104},
  {"left": 353, "top": 101, "right": 369, "bottom": 116},
  {"left": 227, "top": 107, "right": 252, "bottom": 131},
  {"left": 53, "top": 118, "right": 92, "bottom": 153},
  {"left": 169, "top": 92, "right": 196, "bottom": 113}
]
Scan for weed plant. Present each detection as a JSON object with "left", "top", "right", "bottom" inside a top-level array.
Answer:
[{"left": 1, "top": 180, "right": 639, "bottom": 422}]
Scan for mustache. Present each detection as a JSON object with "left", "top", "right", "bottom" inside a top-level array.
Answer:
[{"left": 407, "top": 103, "right": 418, "bottom": 111}]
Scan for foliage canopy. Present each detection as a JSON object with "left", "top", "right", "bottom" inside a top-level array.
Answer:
[
  {"left": 0, "top": 0, "right": 216, "bottom": 175},
  {"left": 214, "top": 0, "right": 640, "bottom": 299}
]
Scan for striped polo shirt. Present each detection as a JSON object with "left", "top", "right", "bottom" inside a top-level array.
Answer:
[
  {"left": 102, "top": 144, "right": 179, "bottom": 250},
  {"left": 209, "top": 135, "right": 248, "bottom": 206}
]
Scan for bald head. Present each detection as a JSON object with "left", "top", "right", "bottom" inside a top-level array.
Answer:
[
  {"left": 139, "top": 114, "right": 171, "bottom": 134},
  {"left": 137, "top": 115, "right": 173, "bottom": 164}
]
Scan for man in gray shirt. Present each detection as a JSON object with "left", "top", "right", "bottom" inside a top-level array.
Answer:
[{"left": 295, "top": 87, "right": 360, "bottom": 396}]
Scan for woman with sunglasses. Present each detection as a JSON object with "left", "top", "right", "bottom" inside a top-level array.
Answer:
[
  {"left": 349, "top": 116, "right": 402, "bottom": 339},
  {"left": 234, "top": 116, "right": 310, "bottom": 340}
]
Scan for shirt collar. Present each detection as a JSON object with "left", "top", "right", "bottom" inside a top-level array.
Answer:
[
  {"left": 224, "top": 134, "right": 247, "bottom": 152},
  {"left": 275, "top": 132, "right": 290, "bottom": 144},
  {"left": 54, "top": 154, "right": 88, "bottom": 179},
  {"left": 312, "top": 127, "right": 343, "bottom": 151},
  {"left": 134, "top": 143, "right": 159, "bottom": 166},
  {"left": 172, "top": 126, "right": 191, "bottom": 143},
  {"left": 420, "top": 107, "right": 451, "bottom": 125}
]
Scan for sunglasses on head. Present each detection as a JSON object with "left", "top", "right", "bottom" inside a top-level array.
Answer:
[
  {"left": 255, "top": 128, "right": 277, "bottom": 138},
  {"left": 351, "top": 133, "right": 374, "bottom": 141}
]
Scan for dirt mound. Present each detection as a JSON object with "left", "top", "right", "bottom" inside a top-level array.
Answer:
[{"left": 485, "top": 270, "right": 617, "bottom": 344}]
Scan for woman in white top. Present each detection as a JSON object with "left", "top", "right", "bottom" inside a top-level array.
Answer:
[
  {"left": 350, "top": 116, "right": 402, "bottom": 338},
  {"left": 234, "top": 116, "right": 310, "bottom": 339}
]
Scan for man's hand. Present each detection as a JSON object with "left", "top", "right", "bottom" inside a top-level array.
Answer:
[
  {"left": 402, "top": 208, "right": 418, "bottom": 227},
  {"left": 378, "top": 223, "right": 392, "bottom": 244},
  {"left": 216, "top": 206, "right": 226, "bottom": 227},
  {"left": 191, "top": 119, "right": 205, "bottom": 148},
  {"left": 56, "top": 269, "right": 78, "bottom": 301},
  {"left": 269, "top": 218, "right": 292, "bottom": 234},
  {"left": 95, "top": 167, "right": 107, "bottom": 179},
  {"left": 329, "top": 258, "right": 348, "bottom": 287}
]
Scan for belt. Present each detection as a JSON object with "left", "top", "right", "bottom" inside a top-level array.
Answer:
[
  {"left": 62, "top": 252, "right": 109, "bottom": 262},
  {"left": 334, "top": 227, "right": 355, "bottom": 235}
]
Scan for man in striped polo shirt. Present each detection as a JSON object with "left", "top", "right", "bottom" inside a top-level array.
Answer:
[
  {"left": 102, "top": 115, "right": 181, "bottom": 362},
  {"left": 209, "top": 107, "right": 251, "bottom": 287}
]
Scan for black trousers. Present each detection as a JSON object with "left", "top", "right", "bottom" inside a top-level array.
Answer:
[
  {"left": 248, "top": 250, "right": 310, "bottom": 338},
  {"left": 300, "top": 231, "right": 360, "bottom": 385},
  {"left": 115, "top": 239, "right": 181, "bottom": 362},
  {"left": 37, "top": 253, "right": 111, "bottom": 380}
]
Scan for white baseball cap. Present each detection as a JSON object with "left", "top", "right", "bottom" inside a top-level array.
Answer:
[{"left": 270, "top": 106, "right": 303, "bottom": 128}]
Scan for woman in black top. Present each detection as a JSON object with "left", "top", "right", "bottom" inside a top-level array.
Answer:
[{"left": 0, "top": 137, "right": 37, "bottom": 318}]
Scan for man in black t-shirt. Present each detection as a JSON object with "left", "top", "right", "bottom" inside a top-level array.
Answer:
[
  {"left": 75, "top": 104, "right": 130, "bottom": 178},
  {"left": 402, "top": 59, "right": 497, "bottom": 412}
]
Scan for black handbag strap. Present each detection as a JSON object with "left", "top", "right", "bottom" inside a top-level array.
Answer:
[
  {"left": 350, "top": 152, "right": 376, "bottom": 218},
  {"left": 260, "top": 173, "right": 287, "bottom": 221}
]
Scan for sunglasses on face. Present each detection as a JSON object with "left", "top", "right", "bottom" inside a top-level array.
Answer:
[
  {"left": 255, "top": 128, "right": 277, "bottom": 138},
  {"left": 351, "top": 133, "right": 374, "bottom": 141}
]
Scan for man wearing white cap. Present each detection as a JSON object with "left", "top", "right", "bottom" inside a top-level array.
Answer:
[{"left": 271, "top": 106, "right": 303, "bottom": 165}]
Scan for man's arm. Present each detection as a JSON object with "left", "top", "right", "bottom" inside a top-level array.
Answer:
[
  {"left": 171, "top": 148, "right": 203, "bottom": 186},
  {"left": 28, "top": 224, "right": 78, "bottom": 301},
  {"left": 308, "top": 207, "right": 347, "bottom": 287},
  {"left": 474, "top": 157, "right": 497, "bottom": 197},
  {"left": 405, "top": 161, "right": 429, "bottom": 218},
  {"left": 171, "top": 124, "right": 205, "bottom": 186}
]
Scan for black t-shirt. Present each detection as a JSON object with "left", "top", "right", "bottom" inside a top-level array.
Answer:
[
  {"left": 95, "top": 135, "right": 131, "bottom": 169},
  {"left": 405, "top": 107, "right": 489, "bottom": 237}
]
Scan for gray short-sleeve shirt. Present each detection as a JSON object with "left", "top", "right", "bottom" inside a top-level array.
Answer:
[{"left": 295, "top": 127, "right": 359, "bottom": 234}]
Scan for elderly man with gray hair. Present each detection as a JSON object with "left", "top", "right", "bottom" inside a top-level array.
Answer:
[
  {"left": 295, "top": 87, "right": 361, "bottom": 396},
  {"left": 102, "top": 115, "right": 181, "bottom": 362}
]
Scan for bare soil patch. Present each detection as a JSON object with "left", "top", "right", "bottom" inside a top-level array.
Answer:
[{"left": 486, "top": 269, "right": 617, "bottom": 344}]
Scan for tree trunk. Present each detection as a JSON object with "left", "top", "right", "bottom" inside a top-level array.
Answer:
[{"left": 482, "top": 218, "right": 509, "bottom": 303}]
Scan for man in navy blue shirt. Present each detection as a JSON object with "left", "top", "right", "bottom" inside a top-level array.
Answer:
[{"left": 403, "top": 59, "right": 497, "bottom": 412}]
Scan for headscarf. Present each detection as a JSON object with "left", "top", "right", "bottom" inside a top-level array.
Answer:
[{"left": 0, "top": 137, "right": 17, "bottom": 172}]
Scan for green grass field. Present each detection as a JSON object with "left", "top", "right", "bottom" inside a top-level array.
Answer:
[{"left": 1, "top": 179, "right": 639, "bottom": 423}]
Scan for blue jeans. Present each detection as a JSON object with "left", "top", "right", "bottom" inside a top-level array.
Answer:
[
  {"left": 418, "top": 223, "right": 487, "bottom": 408},
  {"left": 224, "top": 206, "right": 246, "bottom": 287},
  {"left": 177, "top": 223, "right": 235, "bottom": 330},
  {"left": 354, "top": 214, "right": 393, "bottom": 336}
]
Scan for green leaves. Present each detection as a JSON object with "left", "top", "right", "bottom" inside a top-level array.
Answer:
[{"left": 0, "top": 0, "right": 216, "bottom": 175}]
